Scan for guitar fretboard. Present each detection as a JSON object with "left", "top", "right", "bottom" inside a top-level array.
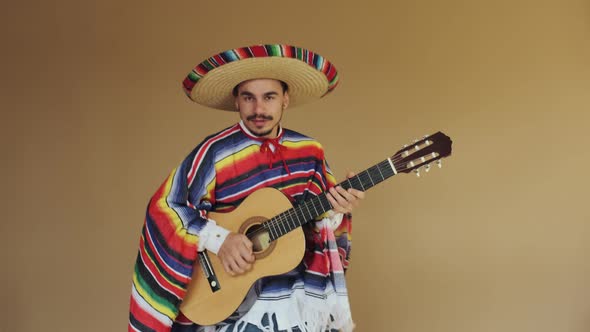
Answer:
[{"left": 262, "top": 159, "right": 396, "bottom": 241}]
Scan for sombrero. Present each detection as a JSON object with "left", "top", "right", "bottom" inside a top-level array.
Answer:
[{"left": 182, "top": 44, "right": 340, "bottom": 111}]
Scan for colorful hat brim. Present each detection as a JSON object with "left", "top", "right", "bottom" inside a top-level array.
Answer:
[{"left": 182, "top": 44, "right": 339, "bottom": 111}]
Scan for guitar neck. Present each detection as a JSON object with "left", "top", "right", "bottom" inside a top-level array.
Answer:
[{"left": 262, "top": 159, "right": 397, "bottom": 241}]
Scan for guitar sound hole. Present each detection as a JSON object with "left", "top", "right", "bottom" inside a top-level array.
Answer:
[{"left": 245, "top": 224, "right": 271, "bottom": 253}]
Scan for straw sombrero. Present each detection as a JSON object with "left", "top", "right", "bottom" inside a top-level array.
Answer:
[{"left": 182, "top": 44, "right": 340, "bottom": 111}]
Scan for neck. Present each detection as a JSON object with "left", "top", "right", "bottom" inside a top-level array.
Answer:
[{"left": 239, "top": 121, "right": 283, "bottom": 140}]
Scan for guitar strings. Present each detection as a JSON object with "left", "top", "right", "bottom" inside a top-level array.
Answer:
[
  {"left": 253, "top": 154, "right": 419, "bottom": 239},
  {"left": 248, "top": 156, "right": 404, "bottom": 240},
  {"left": 260, "top": 162, "right": 391, "bottom": 237},
  {"left": 258, "top": 156, "right": 405, "bottom": 236}
]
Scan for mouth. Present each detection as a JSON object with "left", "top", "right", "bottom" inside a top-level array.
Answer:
[
  {"left": 251, "top": 119, "right": 267, "bottom": 126},
  {"left": 249, "top": 116, "right": 272, "bottom": 127}
]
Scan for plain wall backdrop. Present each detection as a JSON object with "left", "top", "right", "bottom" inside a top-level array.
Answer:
[{"left": 1, "top": 0, "right": 589, "bottom": 331}]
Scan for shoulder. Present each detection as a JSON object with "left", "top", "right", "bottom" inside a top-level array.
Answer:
[
  {"left": 282, "top": 128, "right": 322, "bottom": 146},
  {"left": 282, "top": 128, "right": 326, "bottom": 157},
  {"left": 185, "top": 124, "right": 242, "bottom": 160},
  {"left": 199, "top": 123, "right": 241, "bottom": 147}
]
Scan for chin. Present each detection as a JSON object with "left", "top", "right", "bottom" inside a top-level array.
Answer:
[{"left": 254, "top": 130, "right": 273, "bottom": 137}]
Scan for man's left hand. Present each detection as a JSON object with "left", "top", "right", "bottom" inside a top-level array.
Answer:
[{"left": 326, "top": 171, "right": 365, "bottom": 215}]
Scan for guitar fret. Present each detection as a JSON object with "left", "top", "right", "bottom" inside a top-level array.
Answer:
[
  {"left": 376, "top": 163, "right": 385, "bottom": 181},
  {"left": 355, "top": 176, "right": 365, "bottom": 191},
  {"left": 310, "top": 200, "right": 320, "bottom": 217},
  {"left": 345, "top": 178, "right": 353, "bottom": 190},
  {"left": 316, "top": 198, "right": 326, "bottom": 215},
  {"left": 278, "top": 215, "right": 287, "bottom": 235},
  {"left": 304, "top": 203, "right": 313, "bottom": 221},
  {"left": 275, "top": 218, "right": 282, "bottom": 238},
  {"left": 291, "top": 209, "right": 299, "bottom": 228},
  {"left": 291, "top": 208, "right": 300, "bottom": 227},
  {"left": 262, "top": 219, "right": 276, "bottom": 241},
  {"left": 286, "top": 211, "right": 295, "bottom": 231},
  {"left": 292, "top": 207, "right": 301, "bottom": 226},
  {"left": 320, "top": 195, "right": 331, "bottom": 211},
  {"left": 382, "top": 164, "right": 389, "bottom": 177},
  {"left": 359, "top": 170, "right": 373, "bottom": 188},
  {"left": 366, "top": 170, "right": 375, "bottom": 187},
  {"left": 284, "top": 213, "right": 293, "bottom": 234},
  {"left": 274, "top": 218, "right": 282, "bottom": 237},
  {"left": 281, "top": 215, "right": 289, "bottom": 234},
  {"left": 374, "top": 165, "right": 386, "bottom": 184},
  {"left": 269, "top": 219, "right": 278, "bottom": 239}
]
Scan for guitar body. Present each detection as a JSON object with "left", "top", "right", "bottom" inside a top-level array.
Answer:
[{"left": 179, "top": 187, "right": 306, "bottom": 325}]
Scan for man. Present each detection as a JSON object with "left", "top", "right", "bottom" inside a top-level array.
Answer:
[{"left": 129, "top": 44, "right": 364, "bottom": 332}]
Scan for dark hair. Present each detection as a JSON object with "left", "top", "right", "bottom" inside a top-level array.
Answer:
[{"left": 232, "top": 80, "right": 289, "bottom": 96}]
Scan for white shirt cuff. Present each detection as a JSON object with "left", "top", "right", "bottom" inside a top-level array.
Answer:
[{"left": 197, "top": 219, "right": 230, "bottom": 255}]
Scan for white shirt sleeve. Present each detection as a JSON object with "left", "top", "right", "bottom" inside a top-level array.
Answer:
[{"left": 197, "top": 219, "right": 230, "bottom": 255}]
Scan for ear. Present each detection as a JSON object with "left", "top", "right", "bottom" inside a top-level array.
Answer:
[
  {"left": 283, "top": 91, "right": 290, "bottom": 109},
  {"left": 234, "top": 98, "right": 239, "bottom": 112}
]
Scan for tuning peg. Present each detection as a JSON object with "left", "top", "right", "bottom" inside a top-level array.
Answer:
[
  {"left": 403, "top": 144, "right": 410, "bottom": 156},
  {"left": 437, "top": 160, "right": 442, "bottom": 168},
  {"left": 414, "top": 168, "right": 421, "bottom": 177},
  {"left": 413, "top": 139, "right": 420, "bottom": 150},
  {"left": 425, "top": 164, "right": 431, "bottom": 172}
]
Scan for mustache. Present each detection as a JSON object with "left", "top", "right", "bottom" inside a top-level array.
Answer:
[{"left": 247, "top": 115, "right": 273, "bottom": 121}]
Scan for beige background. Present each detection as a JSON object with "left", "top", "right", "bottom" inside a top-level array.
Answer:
[{"left": 1, "top": 0, "right": 589, "bottom": 331}]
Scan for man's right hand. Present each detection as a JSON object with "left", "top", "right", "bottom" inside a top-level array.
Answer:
[{"left": 217, "top": 233, "right": 255, "bottom": 276}]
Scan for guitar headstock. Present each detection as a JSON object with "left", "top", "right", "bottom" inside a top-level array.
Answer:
[{"left": 392, "top": 132, "right": 453, "bottom": 177}]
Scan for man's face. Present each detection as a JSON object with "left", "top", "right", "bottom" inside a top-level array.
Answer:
[{"left": 235, "top": 79, "right": 289, "bottom": 139}]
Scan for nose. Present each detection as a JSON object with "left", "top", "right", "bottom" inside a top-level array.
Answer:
[{"left": 253, "top": 101, "right": 265, "bottom": 114}]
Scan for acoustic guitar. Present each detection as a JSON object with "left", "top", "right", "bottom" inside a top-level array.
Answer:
[{"left": 179, "top": 131, "right": 453, "bottom": 325}]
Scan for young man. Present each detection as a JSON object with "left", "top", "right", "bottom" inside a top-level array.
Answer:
[{"left": 129, "top": 44, "right": 364, "bottom": 332}]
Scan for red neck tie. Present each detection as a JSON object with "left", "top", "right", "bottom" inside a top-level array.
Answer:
[{"left": 260, "top": 138, "right": 291, "bottom": 175}]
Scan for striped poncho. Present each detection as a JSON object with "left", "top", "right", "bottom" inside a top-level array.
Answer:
[{"left": 129, "top": 122, "right": 353, "bottom": 332}]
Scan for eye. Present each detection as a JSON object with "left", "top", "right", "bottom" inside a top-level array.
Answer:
[
  {"left": 265, "top": 95, "right": 275, "bottom": 101},
  {"left": 243, "top": 96, "right": 253, "bottom": 102}
]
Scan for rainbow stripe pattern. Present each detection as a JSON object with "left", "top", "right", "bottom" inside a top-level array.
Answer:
[{"left": 129, "top": 122, "right": 352, "bottom": 331}]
